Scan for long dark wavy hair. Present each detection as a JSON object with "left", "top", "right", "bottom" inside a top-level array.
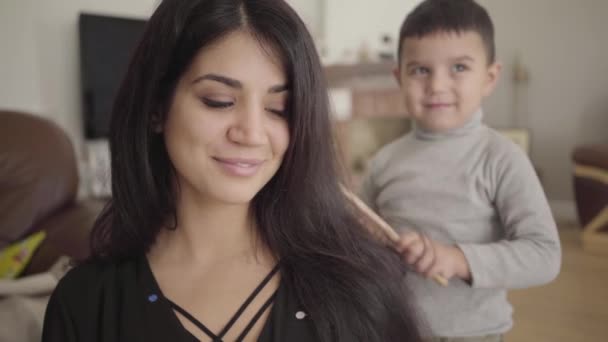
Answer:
[{"left": 90, "top": 0, "right": 423, "bottom": 340}]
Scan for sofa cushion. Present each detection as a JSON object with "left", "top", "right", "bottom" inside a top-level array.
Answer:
[
  {"left": 22, "top": 199, "right": 106, "bottom": 275},
  {"left": 0, "top": 111, "right": 78, "bottom": 248}
]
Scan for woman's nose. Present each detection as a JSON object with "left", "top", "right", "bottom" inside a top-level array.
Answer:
[{"left": 227, "top": 104, "right": 266, "bottom": 146}]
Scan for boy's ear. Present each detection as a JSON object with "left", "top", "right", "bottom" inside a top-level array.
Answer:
[
  {"left": 483, "top": 61, "right": 502, "bottom": 97},
  {"left": 393, "top": 67, "right": 402, "bottom": 86}
]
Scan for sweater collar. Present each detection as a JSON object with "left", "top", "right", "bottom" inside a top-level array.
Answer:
[{"left": 414, "top": 108, "right": 484, "bottom": 141}]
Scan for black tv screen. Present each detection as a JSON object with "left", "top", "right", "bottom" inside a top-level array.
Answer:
[{"left": 79, "top": 13, "right": 146, "bottom": 139}]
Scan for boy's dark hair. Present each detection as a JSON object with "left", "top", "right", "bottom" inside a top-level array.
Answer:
[{"left": 398, "top": 0, "right": 495, "bottom": 64}]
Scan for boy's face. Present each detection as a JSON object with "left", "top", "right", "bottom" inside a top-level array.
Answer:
[{"left": 395, "top": 31, "right": 501, "bottom": 133}]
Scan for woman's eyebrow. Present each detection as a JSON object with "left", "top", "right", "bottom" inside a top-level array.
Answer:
[{"left": 192, "top": 73, "right": 242, "bottom": 89}]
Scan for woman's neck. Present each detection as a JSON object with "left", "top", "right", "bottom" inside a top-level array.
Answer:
[{"left": 150, "top": 189, "right": 268, "bottom": 268}]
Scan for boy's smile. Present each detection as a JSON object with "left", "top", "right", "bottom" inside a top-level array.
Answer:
[{"left": 395, "top": 31, "right": 501, "bottom": 133}]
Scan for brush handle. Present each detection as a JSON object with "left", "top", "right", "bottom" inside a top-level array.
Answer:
[{"left": 340, "top": 184, "right": 449, "bottom": 287}]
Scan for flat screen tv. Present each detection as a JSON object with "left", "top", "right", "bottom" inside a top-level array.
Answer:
[{"left": 79, "top": 13, "right": 146, "bottom": 139}]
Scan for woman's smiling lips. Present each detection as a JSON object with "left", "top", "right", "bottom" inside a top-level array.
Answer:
[{"left": 213, "top": 157, "right": 265, "bottom": 177}]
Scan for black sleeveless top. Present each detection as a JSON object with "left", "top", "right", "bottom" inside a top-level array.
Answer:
[{"left": 42, "top": 256, "right": 319, "bottom": 341}]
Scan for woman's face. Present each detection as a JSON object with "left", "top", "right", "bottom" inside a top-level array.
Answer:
[{"left": 163, "top": 30, "right": 290, "bottom": 206}]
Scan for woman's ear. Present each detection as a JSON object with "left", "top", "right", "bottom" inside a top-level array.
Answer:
[{"left": 151, "top": 115, "right": 163, "bottom": 133}]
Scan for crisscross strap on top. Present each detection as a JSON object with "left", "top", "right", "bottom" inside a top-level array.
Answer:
[{"left": 166, "top": 264, "right": 281, "bottom": 342}]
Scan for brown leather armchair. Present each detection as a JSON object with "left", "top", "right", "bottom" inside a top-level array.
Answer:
[
  {"left": 0, "top": 110, "right": 105, "bottom": 275},
  {"left": 572, "top": 144, "right": 608, "bottom": 255}
]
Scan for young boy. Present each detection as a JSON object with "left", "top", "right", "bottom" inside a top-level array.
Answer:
[{"left": 359, "top": 0, "right": 561, "bottom": 341}]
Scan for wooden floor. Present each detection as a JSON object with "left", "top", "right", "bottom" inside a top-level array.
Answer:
[{"left": 506, "top": 224, "right": 608, "bottom": 342}]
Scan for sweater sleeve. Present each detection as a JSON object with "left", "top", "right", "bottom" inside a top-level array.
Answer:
[
  {"left": 458, "top": 142, "right": 562, "bottom": 289},
  {"left": 359, "top": 160, "right": 380, "bottom": 212}
]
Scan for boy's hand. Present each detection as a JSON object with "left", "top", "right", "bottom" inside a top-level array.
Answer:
[{"left": 395, "top": 231, "right": 471, "bottom": 281}]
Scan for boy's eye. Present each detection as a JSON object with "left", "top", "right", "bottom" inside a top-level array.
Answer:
[
  {"left": 452, "top": 64, "right": 469, "bottom": 72},
  {"left": 410, "top": 66, "right": 430, "bottom": 75},
  {"left": 202, "top": 98, "right": 233, "bottom": 108}
]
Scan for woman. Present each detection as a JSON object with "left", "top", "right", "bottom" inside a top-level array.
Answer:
[{"left": 42, "top": 0, "right": 423, "bottom": 341}]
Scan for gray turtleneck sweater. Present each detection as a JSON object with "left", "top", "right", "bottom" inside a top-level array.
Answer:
[{"left": 360, "top": 111, "right": 561, "bottom": 338}]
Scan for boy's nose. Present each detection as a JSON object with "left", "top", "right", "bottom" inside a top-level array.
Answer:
[{"left": 427, "top": 72, "right": 449, "bottom": 94}]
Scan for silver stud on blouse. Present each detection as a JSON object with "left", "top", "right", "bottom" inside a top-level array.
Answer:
[{"left": 295, "top": 311, "right": 307, "bottom": 319}]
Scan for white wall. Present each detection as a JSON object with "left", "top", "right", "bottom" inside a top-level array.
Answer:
[
  {"left": 0, "top": 0, "right": 158, "bottom": 158},
  {"left": 286, "top": 0, "right": 324, "bottom": 41},
  {"left": 478, "top": 0, "right": 608, "bottom": 203},
  {"left": 286, "top": 0, "right": 422, "bottom": 62},
  {"left": 0, "top": 0, "right": 43, "bottom": 114},
  {"left": 324, "top": 0, "right": 421, "bottom": 63}
]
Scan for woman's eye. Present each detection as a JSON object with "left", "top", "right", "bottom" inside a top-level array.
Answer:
[
  {"left": 266, "top": 108, "right": 286, "bottom": 117},
  {"left": 202, "top": 98, "right": 233, "bottom": 108}
]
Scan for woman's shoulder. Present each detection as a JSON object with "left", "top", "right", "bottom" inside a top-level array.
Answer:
[
  {"left": 43, "top": 256, "right": 166, "bottom": 341},
  {"left": 53, "top": 257, "right": 139, "bottom": 302},
  {"left": 61, "top": 257, "right": 129, "bottom": 283}
]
